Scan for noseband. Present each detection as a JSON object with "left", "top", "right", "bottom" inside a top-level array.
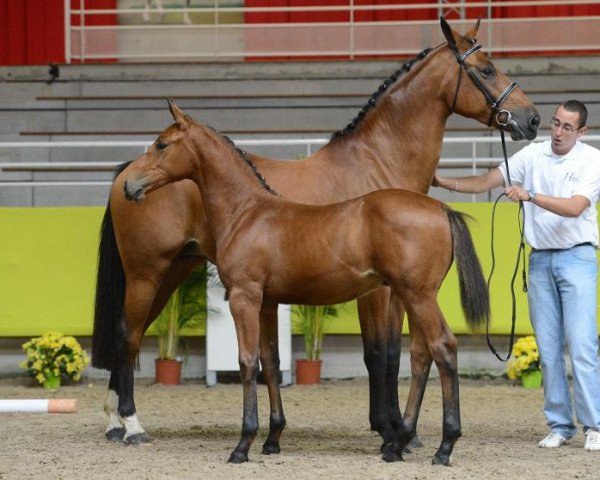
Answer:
[{"left": 449, "top": 44, "right": 518, "bottom": 127}]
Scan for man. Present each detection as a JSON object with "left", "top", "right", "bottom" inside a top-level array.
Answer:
[{"left": 433, "top": 100, "right": 600, "bottom": 451}]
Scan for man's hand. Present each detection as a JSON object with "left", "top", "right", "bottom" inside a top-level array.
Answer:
[{"left": 505, "top": 185, "right": 531, "bottom": 202}]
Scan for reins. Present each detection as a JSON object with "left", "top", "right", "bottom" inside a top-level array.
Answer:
[
  {"left": 448, "top": 40, "right": 524, "bottom": 362},
  {"left": 485, "top": 131, "right": 528, "bottom": 361}
]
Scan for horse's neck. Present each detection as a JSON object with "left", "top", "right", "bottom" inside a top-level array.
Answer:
[{"left": 321, "top": 60, "right": 450, "bottom": 194}]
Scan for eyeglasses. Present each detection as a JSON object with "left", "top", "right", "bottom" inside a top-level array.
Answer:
[{"left": 550, "top": 117, "right": 580, "bottom": 133}]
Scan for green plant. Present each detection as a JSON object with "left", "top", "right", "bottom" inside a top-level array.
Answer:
[
  {"left": 20, "top": 331, "right": 89, "bottom": 387},
  {"left": 292, "top": 304, "right": 340, "bottom": 361},
  {"left": 506, "top": 335, "right": 540, "bottom": 379},
  {"left": 154, "top": 264, "right": 209, "bottom": 360}
]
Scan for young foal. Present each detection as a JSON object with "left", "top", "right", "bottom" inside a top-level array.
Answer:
[{"left": 123, "top": 103, "right": 490, "bottom": 465}]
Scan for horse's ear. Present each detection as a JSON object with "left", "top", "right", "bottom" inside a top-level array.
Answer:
[
  {"left": 464, "top": 17, "right": 481, "bottom": 43},
  {"left": 440, "top": 17, "right": 458, "bottom": 49},
  {"left": 167, "top": 98, "right": 190, "bottom": 130}
]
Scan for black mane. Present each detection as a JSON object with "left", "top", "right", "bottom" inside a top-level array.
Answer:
[
  {"left": 113, "top": 160, "right": 132, "bottom": 180},
  {"left": 330, "top": 48, "right": 433, "bottom": 140},
  {"left": 208, "top": 127, "right": 280, "bottom": 196}
]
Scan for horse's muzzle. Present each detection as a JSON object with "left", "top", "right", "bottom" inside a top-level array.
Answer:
[{"left": 123, "top": 179, "right": 145, "bottom": 202}]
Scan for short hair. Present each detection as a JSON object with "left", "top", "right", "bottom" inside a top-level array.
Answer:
[{"left": 559, "top": 100, "right": 588, "bottom": 128}]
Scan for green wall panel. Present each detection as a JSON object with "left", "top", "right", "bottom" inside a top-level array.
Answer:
[{"left": 1, "top": 203, "right": 598, "bottom": 337}]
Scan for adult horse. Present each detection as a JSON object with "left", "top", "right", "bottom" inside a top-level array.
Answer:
[
  {"left": 93, "top": 18, "right": 539, "bottom": 452},
  {"left": 122, "top": 101, "right": 491, "bottom": 465}
]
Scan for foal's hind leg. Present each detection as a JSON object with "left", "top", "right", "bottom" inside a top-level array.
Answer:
[
  {"left": 104, "top": 371, "right": 126, "bottom": 441},
  {"left": 259, "top": 303, "right": 286, "bottom": 455},
  {"left": 391, "top": 295, "right": 460, "bottom": 466}
]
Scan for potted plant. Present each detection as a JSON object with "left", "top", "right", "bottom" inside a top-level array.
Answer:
[
  {"left": 154, "top": 264, "right": 208, "bottom": 384},
  {"left": 506, "top": 335, "right": 542, "bottom": 388},
  {"left": 292, "top": 304, "right": 340, "bottom": 384},
  {"left": 20, "top": 331, "right": 89, "bottom": 389}
]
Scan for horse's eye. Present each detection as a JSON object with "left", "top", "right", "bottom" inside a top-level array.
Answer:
[
  {"left": 481, "top": 65, "right": 495, "bottom": 78},
  {"left": 156, "top": 142, "right": 168, "bottom": 151}
]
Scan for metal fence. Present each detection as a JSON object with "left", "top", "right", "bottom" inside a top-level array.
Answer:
[{"left": 65, "top": 1, "right": 600, "bottom": 62}]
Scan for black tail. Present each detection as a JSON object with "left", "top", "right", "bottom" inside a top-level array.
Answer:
[
  {"left": 92, "top": 202, "right": 125, "bottom": 371},
  {"left": 445, "top": 208, "right": 490, "bottom": 330}
]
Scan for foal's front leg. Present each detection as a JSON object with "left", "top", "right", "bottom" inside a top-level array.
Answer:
[{"left": 227, "top": 288, "right": 262, "bottom": 463}]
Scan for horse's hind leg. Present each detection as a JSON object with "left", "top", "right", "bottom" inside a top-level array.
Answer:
[
  {"left": 104, "top": 371, "right": 126, "bottom": 441},
  {"left": 259, "top": 303, "right": 286, "bottom": 455},
  {"left": 357, "top": 289, "right": 398, "bottom": 449}
]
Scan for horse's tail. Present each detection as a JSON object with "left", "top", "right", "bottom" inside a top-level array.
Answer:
[
  {"left": 92, "top": 201, "right": 125, "bottom": 371},
  {"left": 445, "top": 208, "right": 490, "bottom": 331}
]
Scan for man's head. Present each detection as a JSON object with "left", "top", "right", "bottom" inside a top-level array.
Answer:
[{"left": 550, "top": 100, "right": 587, "bottom": 156}]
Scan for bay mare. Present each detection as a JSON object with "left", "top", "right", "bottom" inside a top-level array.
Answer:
[
  {"left": 122, "top": 101, "right": 491, "bottom": 465},
  {"left": 93, "top": 18, "right": 539, "bottom": 456}
]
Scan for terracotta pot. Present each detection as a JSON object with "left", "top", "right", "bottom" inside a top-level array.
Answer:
[
  {"left": 295, "top": 359, "right": 322, "bottom": 385},
  {"left": 155, "top": 358, "right": 182, "bottom": 385}
]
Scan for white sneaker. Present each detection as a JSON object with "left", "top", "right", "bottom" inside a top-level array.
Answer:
[
  {"left": 538, "top": 431, "right": 569, "bottom": 448},
  {"left": 584, "top": 429, "right": 600, "bottom": 451}
]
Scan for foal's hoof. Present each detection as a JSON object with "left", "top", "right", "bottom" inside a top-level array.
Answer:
[
  {"left": 123, "top": 432, "right": 151, "bottom": 446},
  {"left": 262, "top": 440, "right": 281, "bottom": 455},
  {"left": 432, "top": 454, "right": 452, "bottom": 466},
  {"left": 408, "top": 436, "right": 424, "bottom": 448},
  {"left": 381, "top": 443, "right": 404, "bottom": 463},
  {"left": 228, "top": 450, "right": 249, "bottom": 464},
  {"left": 105, "top": 427, "right": 126, "bottom": 442}
]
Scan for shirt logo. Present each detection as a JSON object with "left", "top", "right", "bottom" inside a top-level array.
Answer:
[{"left": 563, "top": 172, "right": 579, "bottom": 183}]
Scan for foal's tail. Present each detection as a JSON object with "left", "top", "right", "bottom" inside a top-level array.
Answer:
[{"left": 445, "top": 208, "right": 490, "bottom": 330}]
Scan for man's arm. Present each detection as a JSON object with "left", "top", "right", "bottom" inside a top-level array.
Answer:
[
  {"left": 504, "top": 186, "right": 590, "bottom": 218},
  {"left": 433, "top": 169, "right": 505, "bottom": 194}
]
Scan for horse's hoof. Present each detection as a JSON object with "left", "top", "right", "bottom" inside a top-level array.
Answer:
[
  {"left": 105, "top": 428, "right": 126, "bottom": 442},
  {"left": 228, "top": 450, "right": 249, "bottom": 464},
  {"left": 432, "top": 454, "right": 452, "bottom": 466},
  {"left": 123, "top": 432, "right": 151, "bottom": 446},
  {"left": 408, "top": 436, "right": 424, "bottom": 448},
  {"left": 262, "top": 440, "right": 281, "bottom": 455},
  {"left": 381, "top": 443, "right": 404, "bottom": 463}
]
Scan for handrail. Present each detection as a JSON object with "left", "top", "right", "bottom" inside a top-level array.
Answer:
[
  {"left": 4, "top": 135, "right": 600, "bottom": 189},
  {"left": 64, "top": 1, "right": 600, "bottom": 62}
]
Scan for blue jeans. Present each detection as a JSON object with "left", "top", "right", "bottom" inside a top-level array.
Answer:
[{"left": 528, "top": 245, "right": 600, "bottom": 438}]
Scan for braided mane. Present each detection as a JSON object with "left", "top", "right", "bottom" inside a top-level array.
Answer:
[
  {"left": 208, "top": 127, "right": 280, "bottom": 196},
  {"left": 330, "top": 48, "right": 433, "bottom": 140}
]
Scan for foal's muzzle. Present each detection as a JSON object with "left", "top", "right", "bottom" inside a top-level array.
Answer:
[{"left": 123, "top": 179, "right": 146, "bottom": 202}]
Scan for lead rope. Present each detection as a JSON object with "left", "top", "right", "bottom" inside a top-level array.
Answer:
[{"left": 485, "top": 130, "right": 528, "bottom": 361}]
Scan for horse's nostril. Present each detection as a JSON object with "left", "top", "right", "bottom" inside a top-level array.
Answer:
[{"left": 531, "top": 114, "right": 541, "bottom": 128}]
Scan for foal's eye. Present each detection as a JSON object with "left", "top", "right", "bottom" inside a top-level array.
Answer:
[
  {"left": 481, "top": 65, "right": 495, "bottom": 78},
  {"left": 156, "top": 142, "right": 168, "bottom": 151}
]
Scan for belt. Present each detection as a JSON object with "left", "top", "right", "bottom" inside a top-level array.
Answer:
[{"left": 531, "top": 242, "right": 597, "bottom": 253}]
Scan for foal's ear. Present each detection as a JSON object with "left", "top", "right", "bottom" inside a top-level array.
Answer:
[
  {"left": 464, "top": 18, "right": 481, "bottom": 44},
  {"left": 440, "top": 17, "right": 458, "bottom": 49},
  {"left": 167, "top": 98, "right": 190, "bottom": 131}
]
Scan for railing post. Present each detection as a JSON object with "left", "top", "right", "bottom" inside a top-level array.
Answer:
[{"left": 64, "top": 0, "right": 71, "bottom": 64}]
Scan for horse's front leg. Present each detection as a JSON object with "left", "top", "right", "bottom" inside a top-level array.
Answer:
[
  {"left": 259, "top": 302, "right": 286, "bottom": 455},
  {"left": 227, "top": 288, "right": 262, "bottom": 463},
  {"left": 357, "top": 289, "right": 397, "bottom": 449}
]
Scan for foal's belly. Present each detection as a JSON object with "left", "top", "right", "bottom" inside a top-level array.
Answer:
[{"left": 263, "top": 269, "right": 386, "bottom": 306}]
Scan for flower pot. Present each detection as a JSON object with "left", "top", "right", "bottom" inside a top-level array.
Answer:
[
  {"left": 295, "top": 359, "right": 322, "bottom": 385},
  {"left": 43, "top": 374, "right": 61, "bottom": 389},
  {"left": 521, "top": 369, "right": 542, "bottom": 388},
  {"left": 155, "top": 359, "right": 182, "bottom": 385}
]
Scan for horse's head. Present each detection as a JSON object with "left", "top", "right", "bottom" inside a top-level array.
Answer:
[
  {"left": 439, "top": 18, "right": 539, "bottom": 141},
  {"left": 124, "top": 100, "right": 198, "bottom": 202}
]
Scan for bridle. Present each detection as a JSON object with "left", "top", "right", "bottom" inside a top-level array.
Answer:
[
  {"left": 448, "top": 41, "right": 524, "bottom": 363},
  {"left": 449, "top": 43, "right": 518, "bottom": 128}
]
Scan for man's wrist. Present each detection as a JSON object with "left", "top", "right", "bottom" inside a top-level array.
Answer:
[{"left": 527, "top": 190, "right": 537, "bottom": 202}]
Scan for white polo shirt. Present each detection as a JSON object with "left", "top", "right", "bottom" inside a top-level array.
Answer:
[{"left": 497, "top": 140, "right": 600, "bottom": 250}]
